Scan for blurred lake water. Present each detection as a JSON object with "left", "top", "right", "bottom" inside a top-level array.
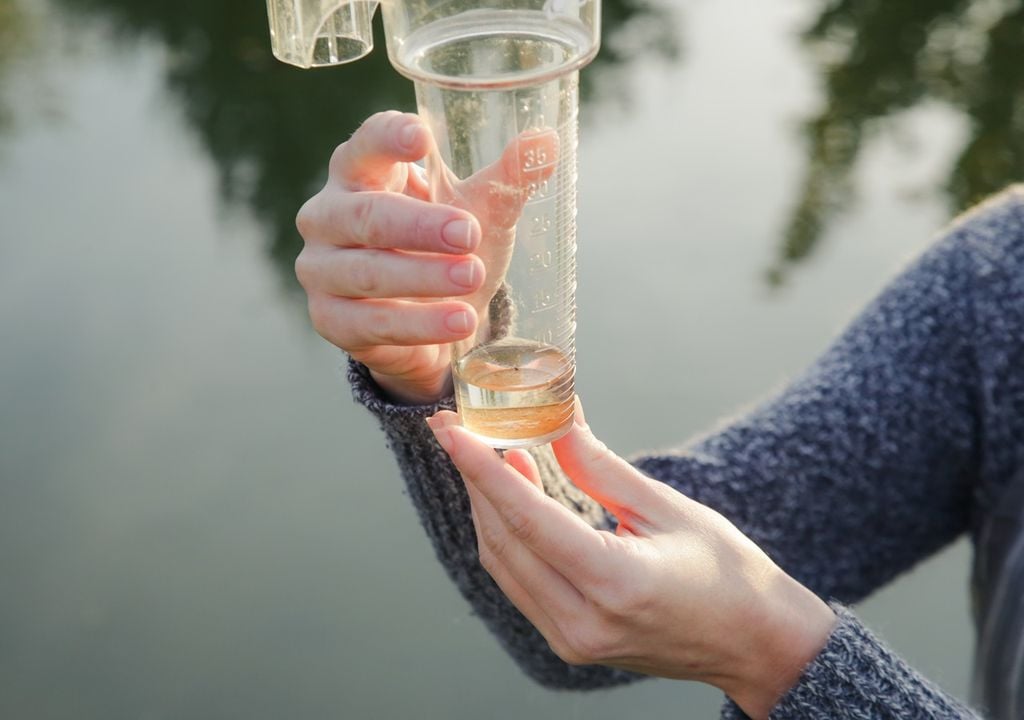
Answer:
[{"left": 1, "top": 0, "right": 1020, "bottom": 716}]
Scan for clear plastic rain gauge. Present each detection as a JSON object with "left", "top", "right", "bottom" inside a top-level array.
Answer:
[{"left": 268, "top": 0, "right": 600, "bottom": 447}]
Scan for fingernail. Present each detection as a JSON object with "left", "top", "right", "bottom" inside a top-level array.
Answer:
[
  {"left": 442, "top": 218, "right": 474, "bottom": 250},
  {"left": 399, "top": 123, "right": 421, "bottom": 150},
  {"left": 425, "top": 415, "right": 440, "bottom": 431},
  {"left": 432, "top": 426, "right": 454, "bottom": 453},
  {"left": 445, "top": 309, "right": 471, "bottom": 334},
  {"left": 448, "top": 259, "right": 478, "bottom": 288},
  {"left": 573, "top": 395, "right": 587, "bottom": 427}
]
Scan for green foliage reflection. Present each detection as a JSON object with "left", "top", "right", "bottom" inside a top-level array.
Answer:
[
  {"left": 771, "top": 0, "right": 1024, "bottom": 285},
  {"left": 0, "top": 0, "right": 42, "bottom": 135}
]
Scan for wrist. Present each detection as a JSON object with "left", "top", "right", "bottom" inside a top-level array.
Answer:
[
  {"left": 369, "top": 368, "right": 453, "bottom": 406},
  {"left": 720, "top": 568, "right": 836, "bottom": 720}
]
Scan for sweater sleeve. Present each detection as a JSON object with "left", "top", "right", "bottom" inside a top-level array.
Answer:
[
  {"left": 719, "top": 606, "right": 982, "bottom": 720},
  {"left": 639, "top": 185, "right": 1024, "bottom": 606},
  {"left": 348, "top": 185, "right": 1024, "bottom": 710}
]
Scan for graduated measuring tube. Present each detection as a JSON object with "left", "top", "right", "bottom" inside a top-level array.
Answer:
[{"left": 267, "top": 0, "right": 601, "bottom": 448}]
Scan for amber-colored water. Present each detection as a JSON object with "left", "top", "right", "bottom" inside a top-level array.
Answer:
[{"left": 453, "top": 341, "right": 574, "bottom": 446}]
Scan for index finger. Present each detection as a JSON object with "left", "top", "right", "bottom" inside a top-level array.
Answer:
[
  {"left": 331, "top": 111, "right": 430, "bottom": 190},
  {"left": 429, "top": 417, "right": 609, "bottom": 587}
]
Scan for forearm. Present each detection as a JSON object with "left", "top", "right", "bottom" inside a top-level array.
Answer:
[
  {"left": 633, "top": 194, "right": 1023, "bottom": 602},
  {"left": 668, "top": 188, "right": 1022, "bottom": 718}
]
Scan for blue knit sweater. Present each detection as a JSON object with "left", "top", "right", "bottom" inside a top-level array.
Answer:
[{"left": 348, "top": 185, "right": 1024, "bottom": 718}]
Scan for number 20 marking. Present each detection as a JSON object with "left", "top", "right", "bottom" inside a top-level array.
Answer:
[{"left": 529, "top": 251, "right": 553, "bottom": 273}]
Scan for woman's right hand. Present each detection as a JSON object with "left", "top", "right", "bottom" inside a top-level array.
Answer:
[{"left": 295, "top": 110, "right": 554, "bottom": 404}]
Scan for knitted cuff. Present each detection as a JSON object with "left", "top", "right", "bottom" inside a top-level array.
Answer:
[
  {"left": 720, "top": 604, "right": 978, "bottom": 720},
  {"left": 346, "top": 356, "right": 456, "bottom": 420}
]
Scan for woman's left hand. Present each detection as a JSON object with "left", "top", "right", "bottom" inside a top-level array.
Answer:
[{"left": 426, "top": 400, "right": 836, "bottom": 720}]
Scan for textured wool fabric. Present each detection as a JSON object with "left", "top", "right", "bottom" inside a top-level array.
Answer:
[
  {"left": 720, "top": 606, "right": 978, "bottom": 719},
  {"left": 347, "top": 185, "right": 1024, "bottom": 717}
]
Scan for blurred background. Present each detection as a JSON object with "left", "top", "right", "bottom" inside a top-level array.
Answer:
[{"left": 1, "top": 0, "right": 1021, "bottom": 717}]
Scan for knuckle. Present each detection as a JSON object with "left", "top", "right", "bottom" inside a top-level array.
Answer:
[
  {"left": 584, "top": 438, "right": 612, "bottom": 469},
  {"left": 366, "top": 306, "right": 396, "bottom": 344},
  {"left": 328, "top": 141, "right": 351, "bottom": 179},
  {"left": 413, "top": 207, "right": 434, "bottom": 249},
  {"left": 502, "top": 506, "right": 535, "bottom": 543},
  {"left": 479, "top": 523, "right": 510, "bottom": 561},
  {"left": 384, "top": 110, "right": 408, "bottom": 133},
  {"left": 562, "top": 621, "right": 610, "bottom": 664},
  {"left": 331, "top": 111, "right": 404, "bottom": 182},
  {"left": 348, "top": 253, "right": 379, "bottom": 296},
  {"left": 592, "top": 548, "right": 649, "bottom": 608},
  {"left": 548, "top": 638, "right": 585, "bottom": 666},
  {"left": 293, "top": 251, "right": 316, "bottom": 290},
  {"left": 306, "top": 296, "right": 334, "bottom": 337},
  {"left": 350, "top": 111, "right": 399, "bottom": 154},
  {"left": 594, "top": 582, "right": 641, "bottom": 619},
  {"left": 368, "top": 109, "right": 400, "bottom": 127},
  {"left": 295, "top": 195, "right": 320, "bottom": 239},
  {"left": 351, "top": 194, "right": 380, "bottom": 245},
  {"left": 597, "top": 565, "right": 656, "bottom": 621},
  {"left": 477, "top": 546, "right": 496, "bottom": 574}
]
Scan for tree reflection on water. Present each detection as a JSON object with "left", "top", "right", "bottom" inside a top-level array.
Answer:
[
  {"left": 48, "top": 0, "right": 679, "bottom": 290},
  {"left": 0, "top": 0, "right": 54, "bottom": 138},
  {"left": 771, "top": 0, "right": 1024, "bottom": 285},
  {"left": 0, "top": 0, "right": 25, "bottom": 133},
  {"left": 6, "top": 0, "right": 1020, "bottom": 286}
]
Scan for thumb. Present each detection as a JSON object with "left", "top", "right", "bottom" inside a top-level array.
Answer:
[
  {"left": 449, "top": 129, "right": 559, "bottom": 230},
  {"left": 551, "top": 398, "right": 678, "bottom": 534}
]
